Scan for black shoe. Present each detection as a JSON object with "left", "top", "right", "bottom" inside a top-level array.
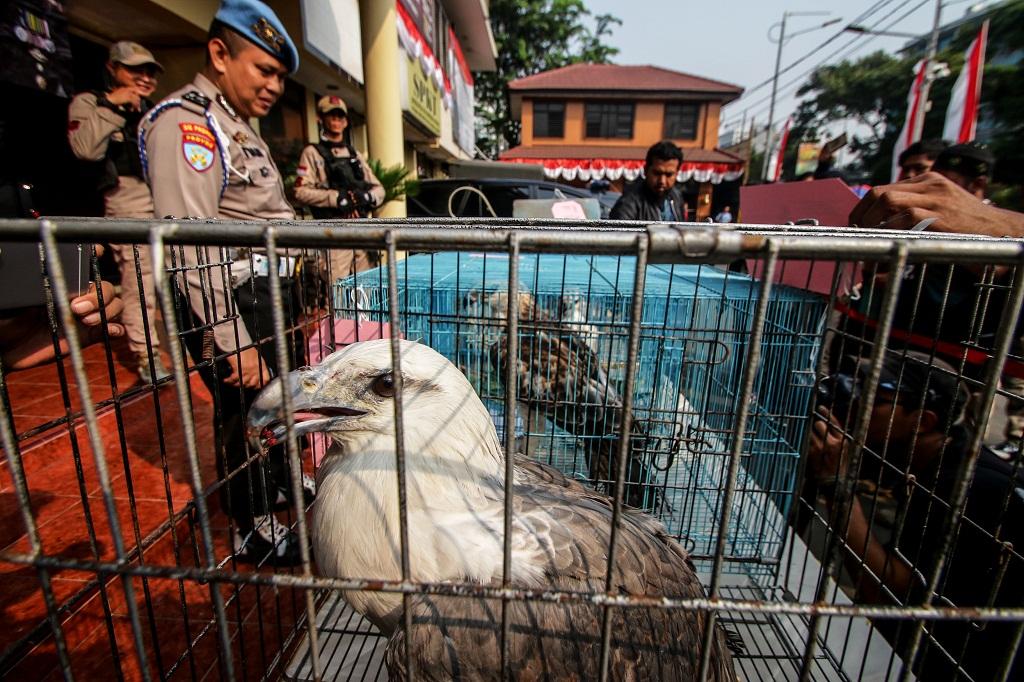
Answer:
[
  {"left": 990, "top": 439, "right": 1022, "bottom": 462},
  {"left": 232, "top": 514, "right": 304, "bottom": 567},
  {"left": 274, "top": 474, "right": 317, "bottom": 511}
]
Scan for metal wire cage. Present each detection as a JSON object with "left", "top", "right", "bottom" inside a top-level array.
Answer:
[
  {"left": 332, "top": 250, "right": 825, "bottom": 583},
  {"left": 1, "top": 218, "right": 1023, "bottom": 682}
]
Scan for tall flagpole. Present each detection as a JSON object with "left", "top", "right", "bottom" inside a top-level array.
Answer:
[{"left": 912, "top": 0, "right": 944, "bottom": 141}]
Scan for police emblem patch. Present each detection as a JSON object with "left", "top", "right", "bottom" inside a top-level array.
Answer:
[{"left": 180, "top": 122, "right": 216, "bottom": 172}]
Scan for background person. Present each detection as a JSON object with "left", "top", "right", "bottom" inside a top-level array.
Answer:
[
  {"left": 807, "top": 351, "right": 1023, "bottom": 680},
  {"left": 610, "top": 140, "right": 687, "bottom": 221},
  {"left": 294, "top": 95, "right": 383, "bottom": 220},
  {"left": 139, "top": 0, "right": 306, "bottom": 566},
  {"left": 931, "top": 141, "right": 993, "bottom": 200},
  {"left": 896, "top": 138, "right": 949, "bottom": 181},
  {"left": 67, "top": 41, "right": 168, "bottom": 384},
  {"left": 849, "top": 168, "right": 1024, "bottom": 458},
  {"left": 294, "top": 95, "right": 384, "bottom": 279}
]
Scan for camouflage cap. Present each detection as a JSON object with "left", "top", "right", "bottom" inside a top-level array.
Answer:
[
  {"left": 933, "top": 142, "right": 995, "bottom": 179},
  {"left": 317, "top": 95, "right": 348, "bottom": 115},
  {"left": 109, "top": 41, "right": 163, "bottom": 71}
]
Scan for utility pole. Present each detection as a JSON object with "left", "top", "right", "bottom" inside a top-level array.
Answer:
[
  {"left": 761, "top": 12, "right": 788, "bottom": 181},
  {"left": 912, "top": 0, "right": 944, "bottom": 141},
  {"left": 760, "top": 11, "right": 837, "bottom": 181}
]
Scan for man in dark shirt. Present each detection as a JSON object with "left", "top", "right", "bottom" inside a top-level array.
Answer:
[
  {"left": 932, "top": 142, "right": 993, "bottom": 199},
  {"left": 610, "top": 140, "right": 687, "bottom": 221},
  {"left": 897, "top": 139, "right": 949, "bottom": 180},
  {"left": 808, "top": 351, "right": 1024, "bottom": 680}
]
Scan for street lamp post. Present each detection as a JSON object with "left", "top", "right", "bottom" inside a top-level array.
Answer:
[{"left": 761, "top": 11, "right": 840, "bottom": 181}]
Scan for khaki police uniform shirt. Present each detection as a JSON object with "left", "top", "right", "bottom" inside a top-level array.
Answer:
[
  {"left": 293, "top": 142, "right": 384, "bottom": 210},
  {"left": 141, "top": 73, "right": 295, "bottom": 353},
  {"left": 67, "top": 92, "right": 153, "bottom": 219}
]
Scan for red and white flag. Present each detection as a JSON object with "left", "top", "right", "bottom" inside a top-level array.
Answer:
[
  {"left": 766, "top": 116, "right": 791, "bottom": 182},
  {"left": 891, "top": 59, "right": 929, "bottom": 182},
  {"left": 943, "top": 21, "right": 989, "bottom": 143}
]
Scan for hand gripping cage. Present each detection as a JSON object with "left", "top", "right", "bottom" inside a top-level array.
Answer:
[{"left": 0, "top": 217, "right": 1022, "bottom": 681}]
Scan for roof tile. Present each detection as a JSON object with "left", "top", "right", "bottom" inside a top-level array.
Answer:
[
  {"left": 500, "top": 144, "right": 744, "bottom": 165},
  {"left": 508, "top": 63, "right": 743, "bottom": 95}
]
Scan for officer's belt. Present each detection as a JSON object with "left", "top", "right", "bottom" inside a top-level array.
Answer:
[{"left": 227, "top": 248, "right": 298, "bottom": 288}]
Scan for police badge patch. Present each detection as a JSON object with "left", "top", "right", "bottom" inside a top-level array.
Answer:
[{"left": 180, "top": 122, "right": 216, "bottom": 172}]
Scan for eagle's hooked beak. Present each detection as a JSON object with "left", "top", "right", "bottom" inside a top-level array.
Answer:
[{"left": 246, "top": 366, "right": 367, "bottom": 454}]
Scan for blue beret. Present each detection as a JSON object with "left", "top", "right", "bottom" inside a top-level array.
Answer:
[{"left": 214, "top": 0, "right": 299, "bottom": 74}]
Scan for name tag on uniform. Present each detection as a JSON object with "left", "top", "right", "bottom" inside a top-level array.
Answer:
[{"left": 252, "top": 253, "right": 297, "bottom": 278}]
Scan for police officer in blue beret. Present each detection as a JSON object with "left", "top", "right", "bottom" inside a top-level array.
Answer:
[{"left": 139, "top": 0, "right": 307, "bottom": 566}]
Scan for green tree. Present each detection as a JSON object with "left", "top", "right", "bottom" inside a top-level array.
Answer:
[
  {"left": 793, "top": 51, "right": 914, "bottom": 184},
  {"left": 367, "top": 159, "right": 420, "bottom": 206},
  {"left": 474, "top": 0, "right": 620, "bottom": 158},
  {"left": 923, "top": 0, "right": 1024, "bottom": 202},
  {"left": 792, "top": 0, "right": 1024, "bottom": 198}
]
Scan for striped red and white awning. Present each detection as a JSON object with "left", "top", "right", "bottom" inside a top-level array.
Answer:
[{"left": 502, "top": 158, "right": 744, "bottom": 184}]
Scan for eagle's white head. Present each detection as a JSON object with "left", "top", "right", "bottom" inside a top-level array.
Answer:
[
  {"left": 247, "top": 338, "right": 505, "bottom": 484},
  {"left": 247, "top": 340, "right": 519, "bottom": 629}
]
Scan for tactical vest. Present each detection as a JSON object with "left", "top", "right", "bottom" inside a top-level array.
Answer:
[
  {"left": 309, "top": 142, "right": 373, "bottom": 219},
  {"left": 97, "top": 92, "right": 148, "bottom": 192}
]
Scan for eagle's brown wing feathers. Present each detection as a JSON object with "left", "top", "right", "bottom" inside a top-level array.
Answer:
[{"left": 384, "top": 468, "right": 736, "bottom": 681}]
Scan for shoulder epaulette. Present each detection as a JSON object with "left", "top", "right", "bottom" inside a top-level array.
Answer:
[{"left": 182, "top": 91, "right": 211, "bottom": 110}]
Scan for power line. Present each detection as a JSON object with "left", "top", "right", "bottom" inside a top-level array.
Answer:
[
  {"left": 721, "top": 0, "right": 897, "bottom": 113},
  {"left": 720, "top": 0, "right": 931, "bottom": 131},
  {"left": 721, "top": 0, "right": 924, "bottom": 128}
]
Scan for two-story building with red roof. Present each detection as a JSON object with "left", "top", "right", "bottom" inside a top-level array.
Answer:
[{"left": 500, "top": 63, "right": 745, "bottom": 220}]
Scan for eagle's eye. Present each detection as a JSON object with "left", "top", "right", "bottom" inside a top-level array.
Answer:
[{"left": 371, "top": 373, "right": 396, "bottom": 398}]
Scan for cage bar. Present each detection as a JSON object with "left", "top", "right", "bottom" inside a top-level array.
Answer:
[{"left": 0, "top": 218, "right": 1021, "bottom": 682}]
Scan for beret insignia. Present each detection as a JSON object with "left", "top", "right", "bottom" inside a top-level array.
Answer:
[{"left": 253, "top": 17, "right": 285, "bottom": 53}]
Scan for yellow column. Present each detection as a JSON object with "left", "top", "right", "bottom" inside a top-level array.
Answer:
[
  {"left": 304, "top": 89, "right": 319, "bottom": 144},
  {"left": 360, "top": 0, "right": 406, "bottom": 218}
]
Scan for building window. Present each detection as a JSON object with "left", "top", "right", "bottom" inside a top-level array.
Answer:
[
  {"left": 533, "top": 101, "right": 565, "bottom": 138},
  {"left": 664, "top": 102, "right": 700, "bottom": 140},
  {"left": 585, "top": 102, "right": 634, "bottom": 139}
]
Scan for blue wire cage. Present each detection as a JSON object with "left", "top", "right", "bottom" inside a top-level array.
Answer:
[{"left": 332, "top": 252, "right": 826, "bottom": 583}]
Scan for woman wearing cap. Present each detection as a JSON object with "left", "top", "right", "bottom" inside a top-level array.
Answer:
[{"left": 67, "top": 40, "right": 169, "bottom": 384}]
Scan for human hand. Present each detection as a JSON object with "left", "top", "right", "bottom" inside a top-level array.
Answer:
[
  {"left": 2, "top": 281, "right": 124, "bottom": 371},
  {"left": 849, "top": 172, "right": 1024, "bottom": 237},
  {"left": 71, "top": 280, "right": 125, "bottom": 338},
  {"left": 807, "top": 406, "right": 850, "bottom": 484},
  {"left": 224, "top": 347, "right": 271, "bottom": 388},
  {"left": 106, "top": 87, "right": 142, "bottom": 111}
]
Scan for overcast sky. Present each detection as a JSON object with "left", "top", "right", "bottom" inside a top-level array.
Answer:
[{"left": 582, "top": 0, "right": 962, "bottom": 144}]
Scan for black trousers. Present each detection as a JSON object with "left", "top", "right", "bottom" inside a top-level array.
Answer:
[{"left": 176, "top": 276, "right": 305, "bottom": 531}]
